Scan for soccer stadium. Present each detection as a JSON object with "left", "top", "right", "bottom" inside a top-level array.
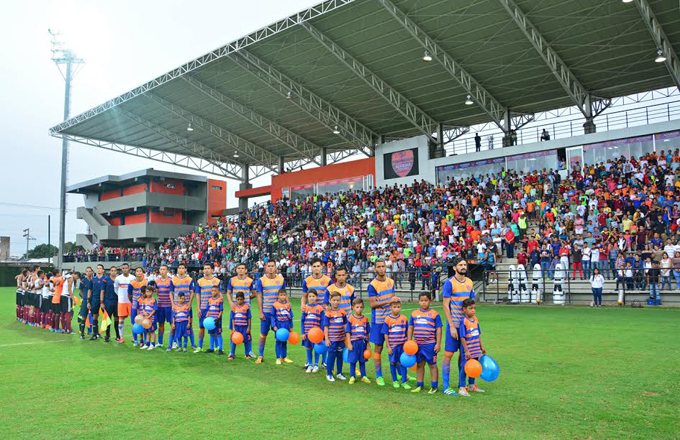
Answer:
[{"left": 3, "top": 0, "right": 680, "bottom": 437}]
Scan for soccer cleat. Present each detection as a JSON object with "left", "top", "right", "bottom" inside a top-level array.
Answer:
[
  {"left": 401, "top": 383, "right": 412, "bottom": 390},
  {"left": 326, "top": 375, "right": 335, "bottom": 382},
  {"left": 140, "top": 344, "right": 147, "bottom": 350},
  {"left": 311, "top": 365, "right": 319, "bottom": 373},
  {"left": 443, "top": 388, "right": 458, "bottom": 396},
  {"left": 157, "top": 344, "right": 163, "bottom": 348},
  {"left": 80, "top": 335, "right": 85, "bottom": 340},
  {"left": 104, "top": 337, "right": 110, "bottom": 343},
  {"left": 376, "top": 377, "right": 385, "bottom": 386},
  {"left": 303, "top": 363, "right": 310, "bottom": 370},
  {"left": 217, "top": 350, "right": 224, "bottom": 355},
  {"left": 227, "top": 355, "right": 235, "bottom": 360},
  {"left": 321, "top": 362, "right": 327, "bottom": 369},
  {"left": 305, "top": 366, "right": 313, "bottom": 373},
  {"left": 89, "top": 336, "right": 98, "bottom": 341},
  {"left": 205, "top": 349, "right": 215, "bottom": 354},
  {"left": 245, "top": 355, "right": 252, "bottom": 360},
  {"left": 132, "top": 341, "right": 138, "bottom": 346},
  {"left": 348, "top": 377, "right": 356, "bottom": 385},
  {"left": 411, "top": 386, "right": 423, "bottom": 393},
  {"left": 276, "top": 359, "right": 282, "bottom": 365},
  {"left": 194, "top": 347, "right": 203, "bottom": 354},
  {"left": 117, "top": 338, "right": 124, "bottom": 344},
  {"left": 166, "top": 347, "right": 173, "bottom": 352},
  {"left": 360, "top": 377, "right": 372, "bottom": 384},
  {"left": 284, "top": 357, "right": 294, "bottom": 364},
  {"left": 459, "top": 387, "right": 471, "bottom": 397},
  {"left": 182, "top": 348, "right": 188, "bottom": 353},
  {"left": 175, "top": 347, "right": 183, "bottom": 352},
  {"left": 148, "top": 345, "right": 156, "bottom": 351},
  {"left": 336, "top": 373, "right": 347, "bottom": 381},
  {"left": 255, "top": 357, "right": 264, "bottom": 364},
  {"left": 393, "top": 382, "right": 400, "bottom": 389},
  {"left": 172, "top": 342, "right": 179, "bottom": 349},
  {"left": 408, "top": 376, "right": 417, "bottom": 382},
  {"left": 428, "top": 388, "right": 439, "bottom": 395},
  {"left": 471, "top": 385, "right": 485, "bottom": 393}
]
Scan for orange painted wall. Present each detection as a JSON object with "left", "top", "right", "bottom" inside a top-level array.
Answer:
[
  {"left": 150, "top": 180, "right": 184, "bottom": 195},
  {"left": 108, "top": 217, "right": 122, "bottom": 226},
  {"left": 125, "top": 213, "right": 147, "bottom": 225},
  {"left": 101, "top": 189, "right": 121, "bottom": 201},
  {"left": 122, "top": 183, "right": 147, "bottom": 196},
  {"left": 207, "top": 179, "right": 227, "bottom": 224},
  {"left": 270, "top": 157, "right": 375, "bottom": 201},
  {"left": 149, "top": 209, "right": 183, "bottom": 225}
]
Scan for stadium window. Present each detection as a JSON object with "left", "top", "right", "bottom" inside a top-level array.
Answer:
[
  {"left": 163, "top": 212, "right": 175, "bottom": 217},
  {"left": 211, "top": 185, "right": 222, "bottom": 190},
  {"left": 166, "top": 183, "right": 176, "bottom": 188}
]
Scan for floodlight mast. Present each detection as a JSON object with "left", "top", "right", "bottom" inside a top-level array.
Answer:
[{"left": 49, "top": 29, "right": 84, "bottom": 269}]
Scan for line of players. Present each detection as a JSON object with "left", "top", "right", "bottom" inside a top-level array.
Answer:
[
  {"left": 15, "top": 267, "right": 77, "bottom": 333},
  {"left": 14, "top": 257, "right": 485, "bottom": 396}
]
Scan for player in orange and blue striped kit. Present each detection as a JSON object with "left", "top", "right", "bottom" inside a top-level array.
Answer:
[
  {"left": 408, "top": 292, "right": 443, "bottom": 394},
  {"left": 458, "top": 298, "right": 486, "bottom": 396},
  {"left": 255, "top": 261, "right": 286, "bottom": 364},
  {"left": 229, "top": 292, "right": 252, "bottom": 360},
  {"left": 323, "top": 291, "right": 347, "bottom": 382},
  {"left": 301, "top": 289, "right": 324, "bottom": 373},
  {"left": 345, "top": 298, "right": 371, "bottom": 385},
  {"left": 205, "top": 285, "right": 224, "bottom": 355},
  {"left": 138, "top": 285, "right": 158, "bottom": 350},
  {"left": 171, "top": 292, "right": 190, "bottom": 352},
  {"left": 270, "top": 289, "right": 293, "bottom": 365},
  {"left": 381, "top": 297, "right": 411, "bottom": 389}
]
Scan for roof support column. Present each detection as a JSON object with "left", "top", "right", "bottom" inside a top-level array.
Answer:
[
  {"left": 583, "top": 95, "right": 596, "bottom": 134},
  {"left": 279, "top": 156, "right": 285, "bottom": 174},
  {"left": 239, "top": 166, "right": 251, "bottom": 212},
  {"left": 502, "top": 110, "right": 512, "bottom": 147},
  {"left": 321, "top": 147, "right": 328, "bottom": 166}
]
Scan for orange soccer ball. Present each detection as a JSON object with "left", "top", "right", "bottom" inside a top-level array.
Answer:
[
  {"left": 465, "top": 359, "right": 482, "bottom": 378},
  {"left": 134, "top": 315, "right": 144, "bottom": 325},
  {"left": 363, "top": 348, "right": 372, "bottom": 360},
  {"left": 404, "top": 340, "right": 418, "bottom": 356},
  {"left": 288, "top": 331, "right": 300, "bottom": 345},
  {"left": 231, "top": 332, "right": 244, "bottom": 345},
  {"left": 308, "top": 327, "right": 324, "bottom": 344},
  {"left": 141, "top": 318, "right": 152, "bottom": 329}
]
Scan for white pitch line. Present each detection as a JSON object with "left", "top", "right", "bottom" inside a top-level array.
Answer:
[{"left": 0, "top": 340, "right": 67, "bottom": 348}]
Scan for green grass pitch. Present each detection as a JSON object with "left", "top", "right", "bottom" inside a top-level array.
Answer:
[{"left": 0, "top": 287, "right": 678, "bottom": 438}]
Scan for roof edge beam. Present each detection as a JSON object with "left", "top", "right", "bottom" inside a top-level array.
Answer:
[
  {"left": 498, "top": 0, "right": 608, "bottom": 118},
  {"left": 115, "top": 108, "right": 243, "bottom": 181},
  {"left": 232, "top": 50, "right": 375, "bottom": 157},
  {"left": 146, "top": 93, "right": 279, "bottom": 174},
  {"left": 378, "top": 0, "right": 506, "bottom": 131},
  {"left": 302, "top": 21, "right": 438, "bottom": 141},
  {"left": 182, "top": 75, "right": 322, "bottom": 166},
  {"left": 633, "top": 0, "right": 680, "bottom": 90}
]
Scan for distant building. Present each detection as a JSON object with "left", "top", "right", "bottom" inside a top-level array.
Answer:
[
  {"left": 68, "top": 169, "right": 226, "bottom": 248},
  {"left": 0, "top": 236, "right": 9, "bottom": 260}
]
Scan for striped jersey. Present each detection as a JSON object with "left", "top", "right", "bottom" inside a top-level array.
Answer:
[
  {"left": 301, "top": 303, "right": 324, "bottom": 335},
  {"left": 323, "top": 309, "right": 347, "bottom": 342},
  {"left": 173, "top": 304, "right": 190, "bottom": 323},
  {"left": 139, "top": 297, "right": 158, "bottom": 323},
  {"left": 442, "top": 276, "right": 475, "bottom": 328},
  {"left": 346, "top": 314, "right": 370, "bottom": 342},
  {"left": 196, "top": 277, "right": 222, "bottom": 311},
  {"left": 460, "top": 316, "right": 482, "bottom": 358},
  {"left": 382, "top": 314, "right": 408, "bottom": 348},
  {"left": 128, "top": 279, "right": 148, "bottom": 306},
  {"left": 228, "top": 276, "right": 254, "bottom": 305},
  {"left": 171, "top": 276, "right": 194, "bottom": 305},
  {"left": 206, "top": 296, "right": 223, "bottom": 319},
  {"left": 114, "top": 274, "right": 135, "bottom": 304},
  {"left": 230, "top": 304, "right": 251, "bottom": 328},
  {"left": 302, "top": 275, "right": 333, "bottom": 303},
  {"left": 255, "top": 274, "right": 285, "bottom": 315},
  {"left": 327, "top": 283, "right": 355, "bottom": 313},
  {"left": 409, "top": 308, "right": 443, "bottom": 345},
  {"left": 155, "top": 277, "right": 173, "bottom": 308},
  {"left": 367, "top": 277, "right": 395, "bottom": 325},
  {"left": 271, "top": 301, "right": 293, "bottom": 327}
]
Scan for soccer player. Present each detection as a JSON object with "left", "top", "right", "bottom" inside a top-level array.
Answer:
[
  {"left": 458, "top": 299, "right": 486, "bottom": 396},
  {"left": 139, "top": 285, "right": 158, "bottom": 350},
  {"left": 326, "top": 266, "right": 355, "bottom": 313},
  {"left": 195, "top": 263, "right": 222, "bottom": 353},
  {"left": 368, "top": 259, "right": 395, "bottom": 386},
  {"left": 408, "top": 292, "right": 443, "bottom": 394},
  {"left": 128, "top": 267, "right": 148, "bottom": 346},
  {"left": 301, "top": 289, "right": 324, "bottom": 372},
  {"left": 228, "top": 292, "right": 252, "bottom": 360},
  {"left": 171, "top": 292, "right": 190, "bottom": 352},
  {"left": 16, "top": 269, "right": 27, "bottom": 322},
  {"left": 88, "top": 264, "right": 107, "bottom": 340},
  {"left": 79, "top": 267, "right": 93, "bottom": 338},
  {"left": 227, "top": 263, "right": 255, "bottom": 307},
  {"left": 154, "top": 265, "right": 173, "bottom": 348},
  {"left": 323, "top": 291, "right": 347, "bottom": 382},
  {"left": 114, "top": 263, "right": 135, "bottom": 344},
  {"left": 302, "top": 258, "right": 333, "bottom": 307},
  {"left": 345, "top": 298, "right": 371, "bottom": 385},
  {"left": 50, "top": 269, "right": 64, "bottom": 333},
  {"left": 40, "top": 272, "right": 51, "bottom": 329},
  {"left": 102, "top": 266, "right": 119, "bottom": 342},
  {"left": 382, "top": 298, "right": 411, "bottom": 390},
  {"left": 270, "top": 288, "right": 293, "bottom": 365},
  {"left": 441, "top": 257, "right": 475, "bottom": 396},
  {"left": 61, "top": 271, "right": 79, "bottom": 334},
  {"left": 171, "top": 264, "right": 196, "bottom": 350},
  {"left": 254, "top": 261, "right": 286, "bottom": 364}
]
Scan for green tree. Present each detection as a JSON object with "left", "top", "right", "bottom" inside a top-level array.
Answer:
[{"left": 23, "top": 244, "right": 58, "bottom": 259}]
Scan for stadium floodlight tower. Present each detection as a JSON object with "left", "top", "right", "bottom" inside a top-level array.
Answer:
[{"left": 49, "top": 29, "right": 84, "bottom": 269}]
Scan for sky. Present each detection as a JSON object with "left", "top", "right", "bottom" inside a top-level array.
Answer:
[{"left": 0, "top": 0, "right": 322, "bottom": 257}]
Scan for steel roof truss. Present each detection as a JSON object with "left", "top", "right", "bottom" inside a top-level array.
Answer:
[{"left": 633, "top": 0, "right": 680, "bottom": 90}]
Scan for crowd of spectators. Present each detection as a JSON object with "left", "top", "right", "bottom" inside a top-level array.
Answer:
[{"left": 65, "top": 149, "right": 680, "bottom": 299}]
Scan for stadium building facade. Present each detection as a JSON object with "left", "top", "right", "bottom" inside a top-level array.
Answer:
[{"left": 68, "top": 169, "right": 226, "bottom": 248}]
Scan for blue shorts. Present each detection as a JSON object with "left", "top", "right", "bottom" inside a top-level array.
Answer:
[
  {"left": 328, "top": 340, "right": 345, "bottom": 352},
  {"left": 260, "top": 313, "right": 273, "bottom": 334},
  {"left": 347, "top": 340, "right": 367, "bottom": 363},
  {"left": 174, "top": 321, "right": 189, "bottom": 338},
  {"left": 233, "top": 325, "right": 251, "bottom": 341},
  {"left": 156, "top": 306, "right": 172, "bottom": 324},
  {"left": 302, "top": 336, "right": 314, "bottom": 349},
  {"left": 416, "top": 342, "right": 437, "bottom": 365},
  {"left": 208, "top": 318, "right": 222, "bottom": 335},
  {"left": 388, "top": 344, "right": 405, "bottom": 364},
  {"left": 369, "top": 324, "right": 385, "bottom": 345},
  {"left": 445, "top": 324, "right": 461, "bottom": 353},
  {"left": 144, "top": 322, "right": 157, "bottom": 333},
  {"left": 198, "top": 309, "right": 209, "bottom": 329}
]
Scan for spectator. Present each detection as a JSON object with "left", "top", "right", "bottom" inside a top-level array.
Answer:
[
  {"left": 647, "top": 261, "right": 661, "bottom": 302},
  {"left": 540, "top": 129, "right": 550, "bottom": 141},
  {"left": 590, "top": 267, "right": 604, "bottom": 307}
]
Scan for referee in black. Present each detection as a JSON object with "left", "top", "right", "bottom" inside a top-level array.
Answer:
[{"left": 103, "top": 266, "right": 119, "bottom": 342}]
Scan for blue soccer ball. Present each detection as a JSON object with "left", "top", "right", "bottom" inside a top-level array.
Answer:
[
  {"left": 276, "top": 328, "right": 290, "bottom": 342},
  {"left": 479, "top": 354, "right": 500, "bottom": 382},
  {"left": 314, "top": 342, "right": 328, "bottom": 355},
  {"left": 342, "top": 347, "right": 349, "bottom": 363},
  {"left": 399, "top": 352, "right": 417, "bottom": 368},
  {"left": 203, "top": 317, "right": 216, "bottom": 331},
  {"left": 132, "top": 323, "right": 144, "bottom": 335}
]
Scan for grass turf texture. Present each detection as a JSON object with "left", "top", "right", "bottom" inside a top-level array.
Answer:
[{"left": 1, "top": 287, "right": 678, "bottom": 438}]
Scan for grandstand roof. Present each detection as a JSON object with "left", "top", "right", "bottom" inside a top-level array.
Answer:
[
  {"left": 67, "top": 168, "right": 207, "bottom": 194},
  {"left": 50, "top": 0, "right": 680, "bottom": 181}
]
